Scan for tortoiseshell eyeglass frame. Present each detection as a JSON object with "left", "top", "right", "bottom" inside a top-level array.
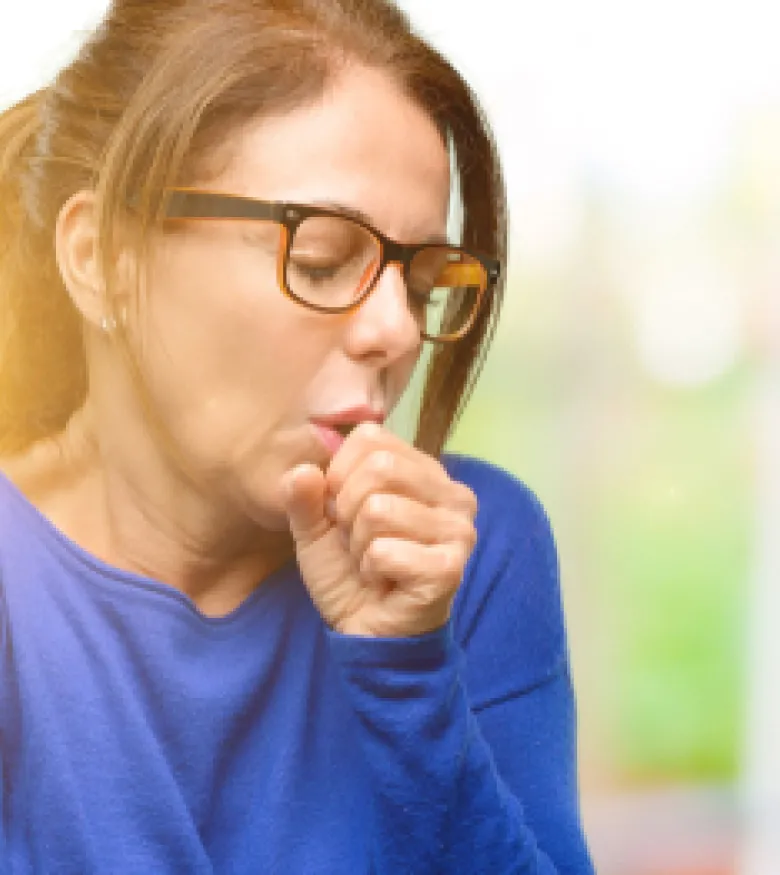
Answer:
[{"left": 162, "top": 188, "right": 501, "bottom": 343}]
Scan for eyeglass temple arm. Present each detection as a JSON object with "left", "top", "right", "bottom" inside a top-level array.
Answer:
[{"left": 163, "top": 189, "right": 285, "bottom": 222}]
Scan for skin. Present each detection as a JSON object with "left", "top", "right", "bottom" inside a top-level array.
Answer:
[{"left": 7, "top": 64, "right": 478, "bottom": 632}]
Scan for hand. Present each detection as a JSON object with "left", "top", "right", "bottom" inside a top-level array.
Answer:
[{"left": 280, "top": 423, "right": 478, "bottom": 638}]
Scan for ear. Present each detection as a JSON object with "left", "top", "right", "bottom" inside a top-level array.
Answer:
[{"left": 54, "top": 189, "right": 110, "bottom": 331}]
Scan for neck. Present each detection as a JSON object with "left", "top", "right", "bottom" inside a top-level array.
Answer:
[{"left": 5, "top": 404, "right": 296, "bottom": 618}]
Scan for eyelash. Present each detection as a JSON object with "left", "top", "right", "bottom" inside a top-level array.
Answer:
[{"left": 296, "top": 264, "right": 340, "bottom": 283}]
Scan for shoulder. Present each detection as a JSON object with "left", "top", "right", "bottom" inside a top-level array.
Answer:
[
  {"left": 442, "top": 452, "right": 554, "bottom": 537},
  {"left": 441, "top": 452, "right": 566, "bottom": 697},
  {"left": 441, "top": 452, "right": 558, "bottom": 583}
]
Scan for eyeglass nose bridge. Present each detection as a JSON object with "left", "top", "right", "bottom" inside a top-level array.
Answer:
[{"left": 368, "top": 239, "right": 416, "bottom": 293}]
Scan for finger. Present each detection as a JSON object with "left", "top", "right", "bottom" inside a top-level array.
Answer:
[
  {"left": 360, "top": 537, "right": 467, "bottom": 588},
  {"left": 326, "top": 422, "right": 441, "bottom": 496},
  {"left": 280, "top": 463, "right": 330, "bottom": 547},
  {"left": 330, "top": 448, "right": 476, "bottom": 533},
  {"left": 347, "top": 492, "right": 477, "bottom": 565},
  {"left": 360, "top": 538, "right": 467, "bottom": 628}
]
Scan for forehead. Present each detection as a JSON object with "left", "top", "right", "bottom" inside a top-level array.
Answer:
[{"left": 207, "top": 65, "right": 452, "bottom": 242}]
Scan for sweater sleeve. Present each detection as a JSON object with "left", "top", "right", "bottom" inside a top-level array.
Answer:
[{"left": 325, "top": 456, "right": 595, "bottom": 874}]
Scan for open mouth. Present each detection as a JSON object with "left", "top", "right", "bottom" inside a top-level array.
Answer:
[{"left": 310, "top": 420, "right": 359, "bottom": 456}]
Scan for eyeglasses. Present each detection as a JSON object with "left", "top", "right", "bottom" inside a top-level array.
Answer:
[{"left": 162, "top": 188, "right": 501, "bottom": 343}]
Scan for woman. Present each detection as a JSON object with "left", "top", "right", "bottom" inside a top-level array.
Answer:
[{"left": 0, "top": 1, "right": 594, "bottom": 872}]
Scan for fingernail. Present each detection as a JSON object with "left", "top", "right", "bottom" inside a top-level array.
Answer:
[{"left": 325, "top": 497, "right": 337, "bottom": 521}]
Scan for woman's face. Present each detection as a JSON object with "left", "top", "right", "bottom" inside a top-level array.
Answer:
[{"left": 132, "top": 65, "right": 451, "bottom": 529}]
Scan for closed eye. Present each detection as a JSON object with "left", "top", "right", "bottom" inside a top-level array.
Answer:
[{"left": 296, "top": 263, "right": 341, "bottom": 283}]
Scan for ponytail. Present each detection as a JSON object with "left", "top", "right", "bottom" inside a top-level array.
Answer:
[{"left": 0, "top": 90, "right": 87, "bottom": 456}]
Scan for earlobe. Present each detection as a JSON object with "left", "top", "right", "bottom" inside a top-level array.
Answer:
[{"left": 54, "top": 190, "right": 109, "bottom": 331}]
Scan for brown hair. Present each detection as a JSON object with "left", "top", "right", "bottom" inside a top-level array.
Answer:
[{"left": 0, "top": 0, "right": 507, "bottom": 459}]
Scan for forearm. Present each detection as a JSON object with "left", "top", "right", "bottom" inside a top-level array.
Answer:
[{"left": 327, "top": 623, "right": 564, "bottom": 875}]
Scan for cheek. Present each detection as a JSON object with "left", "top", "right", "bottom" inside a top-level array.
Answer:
[{"left": 134, "top": 236, "right": 337, "bottom": 436}]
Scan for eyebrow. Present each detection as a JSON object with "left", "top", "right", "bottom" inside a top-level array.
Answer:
[{"left": 310, "top": 199, "right": 449, "bottom": 246}]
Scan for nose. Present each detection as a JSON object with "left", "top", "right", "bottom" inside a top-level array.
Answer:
[{"left": 342, "top": 260, "right": 422, "bottom": 363}]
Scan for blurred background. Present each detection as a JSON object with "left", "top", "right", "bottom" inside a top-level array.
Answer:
[{"left": 2, "top": 2, "right": 778, "bottom": 872}]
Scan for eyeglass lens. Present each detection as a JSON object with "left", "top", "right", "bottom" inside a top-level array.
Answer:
[{"left": 285, "top": 215, "right": 486, "bottom": 339}]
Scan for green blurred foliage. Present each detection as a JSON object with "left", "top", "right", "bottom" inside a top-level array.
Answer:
[{"left": 447, "top": 271, "right": 752, "bottom": 786}]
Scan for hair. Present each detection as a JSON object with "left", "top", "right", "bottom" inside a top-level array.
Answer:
[{"left": 0, "top": 0, "right": 507, "bottom": 460}]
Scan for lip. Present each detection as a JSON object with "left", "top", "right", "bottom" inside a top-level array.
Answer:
[
  {"left": 309, "top": 406, "right": 387, "bottom": 456},
  {"left": 308, "top": 406, "right": 387, "bottom": 428}
]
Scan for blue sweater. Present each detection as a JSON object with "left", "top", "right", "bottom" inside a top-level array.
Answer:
[{"left": 0, "top": 454, "right": 594, "bottom": 874}]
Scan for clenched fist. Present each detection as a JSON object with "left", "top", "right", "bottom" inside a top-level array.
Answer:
[{"left": 280, "top": 423, "right": 478, "bottom": 638}]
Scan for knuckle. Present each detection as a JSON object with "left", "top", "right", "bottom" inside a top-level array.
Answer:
[
  {"left": 463, "top": 521, "right": 478, "bottom": 552},
  {"left": 368, "top": 538, "right": 392, "bottom": 565},
  {"left": 356, "top": 421, "right": 383, "bottom": 442},
  {"left": 448, "top": 542, "right": 469, "bottom": 579},
  {"left": 459, "top": 485, "right": 478, "bottom": 517},
  {"left": 437, "top": 545, "right": 460, "bottom": 580},
  {"left": 431, "top": 457, "right": 448, "bottom": 479},
  {"left": 370, "top": 449, "right": 395, "bottom": 477},
  {"left": 364, "top": 492, "right": 390, "bottom": 524},
  {"left": 439, "top": 511, "right": 476, "bottom": 551}
]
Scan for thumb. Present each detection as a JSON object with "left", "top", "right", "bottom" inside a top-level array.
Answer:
[{"left": 281, "top": 463, "right": 331, "bottom": 546}]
